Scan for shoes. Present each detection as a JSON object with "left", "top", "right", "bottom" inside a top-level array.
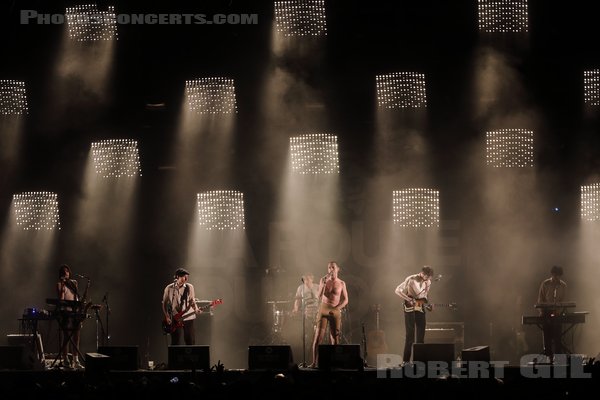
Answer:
[
  {"left": 58, "top": 361, "right": 73, "bottom": 370},
  {"left": 72, "top": 360, "right": 84, "bottom": 369}
]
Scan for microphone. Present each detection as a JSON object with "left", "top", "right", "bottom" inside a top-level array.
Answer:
[{"left": 75, "top": 273, "right": 90, "bottom": 280}]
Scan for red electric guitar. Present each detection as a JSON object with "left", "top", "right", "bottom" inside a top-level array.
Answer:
[{"left": 162, "top": 299, "right": 223, "bottom": 334}]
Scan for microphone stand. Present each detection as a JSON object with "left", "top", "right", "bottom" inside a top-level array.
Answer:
[
  {"left": 103, "top": 292, "right": 111, "bottom": 345},
  {"left": 300, "top": 278, "right": 306, "bottom": 368}
]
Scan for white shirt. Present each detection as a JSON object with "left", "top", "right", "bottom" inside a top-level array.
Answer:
[
  {"left": 163, "top": 283, "right": 197, "bottom": 321},
  {"left": 395, "top": 274, "right": 431, "bottom": 302}
]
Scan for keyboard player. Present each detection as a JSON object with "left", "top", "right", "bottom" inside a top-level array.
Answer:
[
  {"left": 536, "top": 265, "right": 567, "bottom": 361},
  {"left": 56, "top": 264, "right": 83, "bottom": 369}
]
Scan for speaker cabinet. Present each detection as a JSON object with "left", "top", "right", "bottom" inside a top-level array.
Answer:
[
  {"left": 85, "top": 352, "right": 111, "bottom": 376},
  {"left": 461, "top": 346, "right": 490, "bottom": 362},
  {"left": 4, "top": 334, "right": 44, "bottom": 370},
  {"left": 412, "top": 343, "right": 455, "bottom": 364},
  {"left": 168, "top": 345, "right": 210, "bottom": 371},
  {"left": 318, "top": 345, "right": 362, "bottom": 370},
  {"left": 0, "top": 346, "right": 26, "bottom": 370},
  {"left": 97, "top": 346, "right": 139, "bottom": 370},
  {"left": 248, "top": 345, "right": 294, "bottom": 370}
]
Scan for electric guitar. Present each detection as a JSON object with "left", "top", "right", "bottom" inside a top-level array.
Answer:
[
  {"left": 162, "top": 299, "right": 223, "bottom": 334},
  {"left": 404, "top": 298, "right": 458, "bottom": 313}
]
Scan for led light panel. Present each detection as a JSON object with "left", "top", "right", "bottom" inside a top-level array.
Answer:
[
  {"left": 0, "top": 80, "right": 28, "bottom": 115},
  {"left": 376, "top": 72, "right": 427, "bottom": 109},
  {"left": 290, "top": 133, "right": 339, "bottom": 175},
  {"left": 393, "top": 188, "right": 440, "bottom": 228},
  {"left": 478, "top": 0, "right": 528, "bottom": 33},
  {"left": 66, "top": 4, "right": 118, "bottom": 41},
  {"left": 584, "top": 69, "right": 600, "bottom": 106},
  {"left": 581, "top": 183, "right": 600, "bottom": 222},
  {"left": 197, "top": 191, "right": 246, "bottom": 230},
  {"left": 91, "top": 139, "right": 141, "bottom": 178},
  {"left": 185, "top": 77, "right": 238, "bottom": 114},
  {"left": 486, "top": 129, "right": 534, "bottom": 168},
  {"left": 274, "top": 0, "right": 327, "bottom": 36},
  {"left": 13, "top": 192, "right": 61, "bottom": 230}
]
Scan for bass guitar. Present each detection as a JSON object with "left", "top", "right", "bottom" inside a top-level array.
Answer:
[
  {"left": 162, "top": 298, "right": 223, "bottom": 334},
  {"left": 404, "top": 298, "right": 457, "bottom": 313}
]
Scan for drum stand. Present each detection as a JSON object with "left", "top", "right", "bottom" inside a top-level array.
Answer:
[{"left": 266, "top": 301, "right": 289, "bottom": 345}]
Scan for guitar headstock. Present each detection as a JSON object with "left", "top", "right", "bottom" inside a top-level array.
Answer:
[
  {"left": 212, "top": 299, "right": 223, "bottom": 306},
  {"left": 448, "top": 302, "right": 458, "bottom": 311}
]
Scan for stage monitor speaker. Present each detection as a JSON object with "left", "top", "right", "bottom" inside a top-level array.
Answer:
[
  {"left": 318, "top": 345, "right": 362, "bottom": 370},
  {"left": 412, "top": 343, "right": 455, "bottom": 365},
  {"left": 0, "top": 346, "right": 26, "bottom": 370},
  {"left": 461, "top": 346, "right": 490, "bottom": 363},
  {"left": 97, "top": 346, "right": 139, "bottom": 370},
  {"left": 5, "top": 334, "right": 44, "bottom": 370},
  {"left": 85, "top": 352, "right": 111, "bottom": 376},
  {"left": 248, "top": 345, "right": 294, "bottom": 370},
  {"left": 168, "top": 345, "right": 210, "bottom": 371}
]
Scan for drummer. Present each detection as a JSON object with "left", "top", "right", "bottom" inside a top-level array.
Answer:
[{"left": 292, "top": 273, "right": 319, "bottom": 318}]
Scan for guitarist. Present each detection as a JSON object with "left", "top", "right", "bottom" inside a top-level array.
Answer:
[
  {"left": 394, "top": 266, "right": 434, "bottom": 364},
  {"left": 162, "top": 268, "right": 201, "bottom": 345}
]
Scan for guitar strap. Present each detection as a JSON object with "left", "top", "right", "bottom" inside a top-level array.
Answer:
[{"left": 179, "top": 284, "right": 190, "bottom": 312}]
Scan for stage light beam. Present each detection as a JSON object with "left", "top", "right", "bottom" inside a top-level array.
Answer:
[
  {"left": 584, "top": 69, "right": 599, "bottom": 106},
  {"left": 274, "top": 0, "right": 327, "bottom": 37},
  {"left": 486, "top": 128, "right": 533, "bottom": 168},
  {"left": 376, "top": 72, "right": 427, "bottom": 109},
  {"left": 289, "top": 133, "right": 339, "bottom": 175},
  {"left": 581, "top": 183, "right": 600, "bottom": 222},
  {"left": 65, "top": 4, "right": 118, "bottom": 41},
  {"left": 185, "top": 77, "right": 237, "bottom": 115},
  {"left": 393, "top": 189, "right": 440, "bottom": 228},
  {"left": 12, "top": 192, "right": 61, "bottom": 231},
  {"left": 0, "top": 80, "right": 28, "bottom": 115},
  {"left": 478, "top": 0, "right": 528, "bottom": 33},
  {"left": 91, "top": 139, "right": 142, "bottom": 178},
  {"left": 197, "top": 191, "right": 246, "bottom": 231}
]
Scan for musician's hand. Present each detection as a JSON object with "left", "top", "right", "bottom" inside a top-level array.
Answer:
[{"left": 165, "top": 317, "right": 171, "bottom": 324}]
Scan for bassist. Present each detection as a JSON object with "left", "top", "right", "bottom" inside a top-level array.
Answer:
[
  {"left": 394, "top": 266, "right": 434, "bottom": 364},
  {"left": 162, "top": 268, "right": 201, "bottom": 345}
]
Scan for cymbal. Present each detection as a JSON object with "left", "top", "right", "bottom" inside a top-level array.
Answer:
[{"left": 266, "top": 300, "right": 291, "bottom": 304}]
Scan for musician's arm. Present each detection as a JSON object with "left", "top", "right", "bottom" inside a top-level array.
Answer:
[
  {"left": 292, "top": 286, "right": 301, "bottom": 313},
  {"left": 57, "top": 281, "right": 65, "bottom": 299},
  {"left": 537, "top": 282, "right": 546, "bottom": 314},
  {"left": 190, "top": 284, "right": 201, "bottom": 313},
  {"left": 335, "top": 282, "right": 348, "bottom": 311},
  {"left": 395, "top": 280, "right": 414, "bottom": 304},
  {"left": 161, "top": 288, "right": 171, "bottom": 321}
]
